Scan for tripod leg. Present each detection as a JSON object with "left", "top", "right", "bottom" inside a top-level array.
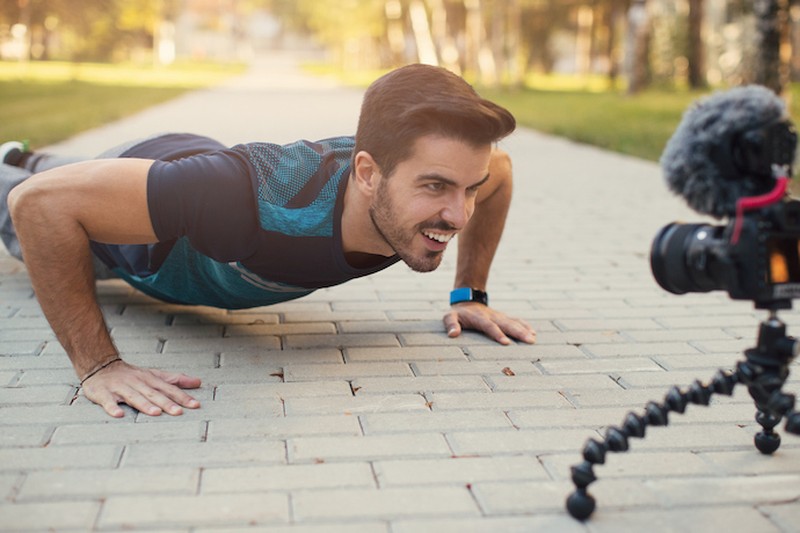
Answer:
[
  {"left": 754, "top": 410, "right": 781, "bottom": 454},
  {"left": 565, "top": 371, "right": 736, "bottom": 521}
]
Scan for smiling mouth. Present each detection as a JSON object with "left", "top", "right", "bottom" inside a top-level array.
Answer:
[{"left": 422, "top": 230, "right": 455, "bottom": 244}]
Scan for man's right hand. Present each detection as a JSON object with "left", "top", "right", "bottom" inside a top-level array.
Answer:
[{"left": 81, "top": 360, "right": 202, "bottom": 418}]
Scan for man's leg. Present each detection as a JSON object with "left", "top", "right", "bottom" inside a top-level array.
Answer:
[
  {"left": 0, "top": 137, "right": 151, "bottom": 270},
  {"left": 0, "top": 163, "right": 34, "bottom": 260}
]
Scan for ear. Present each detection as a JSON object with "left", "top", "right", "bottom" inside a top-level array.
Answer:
[{"left": 352, "top": 150, "right": 381, "bottom": 196}]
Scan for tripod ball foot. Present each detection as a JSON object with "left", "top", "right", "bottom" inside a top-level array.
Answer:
[
  {"left": 754, "top": 431, "right": 781, "bottom": 455},
  {"left": 566, "top": 489, "right": 596, "bottom": 521}
]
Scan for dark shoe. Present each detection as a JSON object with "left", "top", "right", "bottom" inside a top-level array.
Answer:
[{"left": 0, "top": 141, "right": 28, "bottom": 167}]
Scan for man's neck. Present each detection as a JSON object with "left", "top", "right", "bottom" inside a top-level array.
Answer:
[{"left": 340, "top": 174, "right": 394, "bottom": 257}]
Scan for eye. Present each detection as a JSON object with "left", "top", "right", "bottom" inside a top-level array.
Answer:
[
  {"left": 466, "top": 184, "right": 482, "bottom": 196},
  {"left": 425, "top": 182, "right": 446, "bottom": 192}
]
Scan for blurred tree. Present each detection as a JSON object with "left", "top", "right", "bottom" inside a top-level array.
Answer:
[
  {"left": 626, "top": 0, "right": 650, "bottom": 93},
  {"left": 0, "top": 0, "right": 180, "bottom": 62},
  {"left": 688, "top": 0, "right": 706, "bottom": 88},
  {"left": 753, "top": 0, "right": 789, "bottom": 93}
]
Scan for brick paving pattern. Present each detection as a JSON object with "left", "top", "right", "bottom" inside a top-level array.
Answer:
[{"left": 2, "top": 53, "right": 800, "bottom": 531}]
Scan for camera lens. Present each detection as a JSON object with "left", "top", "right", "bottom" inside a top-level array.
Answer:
[{"left": 650, "top": 223, "right": 726, "bottom": 294}]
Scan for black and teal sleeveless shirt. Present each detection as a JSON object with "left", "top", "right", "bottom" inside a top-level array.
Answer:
[{"left": 90, "top": 133, "right": 399, "bottom": 309}]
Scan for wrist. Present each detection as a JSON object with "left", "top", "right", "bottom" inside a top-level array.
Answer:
[
  {"left": 450, "top": 287, "right": 489, "bottom": 306},
  {"left": 79, "top": 355, "right": 123, "bottom": 385}
]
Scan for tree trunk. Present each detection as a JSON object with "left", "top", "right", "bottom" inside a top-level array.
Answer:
[
  {"left": 576, "top": 4, "right": 593, "bottom": 76},
  {"left": 626, "top": 0, "right": 650, "bottom": 94},
  {"left": 687, "top": 0, "right": 706, "bottom": 88},
  {"left": 409, "top": 0, "right": 439, "bottom": 65},
  {"left": 605, "top": 1, "right": 622, "bottom": 86},
  {"left": 753, "top": 0, "right": 788, "bottom": 94}
]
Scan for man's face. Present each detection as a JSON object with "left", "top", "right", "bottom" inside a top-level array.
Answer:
[{"left": 368, "top": 134, "right": 492, "bottom": 272}]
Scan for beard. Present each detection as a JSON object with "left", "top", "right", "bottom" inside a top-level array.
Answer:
[{"left": 368, "top": 181, "right": 449, "bottom": 273}]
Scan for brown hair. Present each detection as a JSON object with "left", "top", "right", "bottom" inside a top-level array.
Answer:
[{"left": 352, "top": 64, "right": 516, "bottom": 177}]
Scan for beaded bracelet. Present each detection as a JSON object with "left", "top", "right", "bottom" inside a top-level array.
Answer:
[{"left": 80, "top": 356, "right": 122, "bottom": 386}]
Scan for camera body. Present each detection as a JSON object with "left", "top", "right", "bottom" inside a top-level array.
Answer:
[{"left": 651, "top": 199, "right": 800, "bottom": 309}]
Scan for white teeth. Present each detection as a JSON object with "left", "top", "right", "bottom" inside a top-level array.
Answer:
[{"left": 423, "top": 231, "right": 454, "bottom": 243}]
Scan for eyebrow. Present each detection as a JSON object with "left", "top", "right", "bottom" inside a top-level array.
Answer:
[{"left": 417, "top": 172, "right": 491, "bottom": 189}]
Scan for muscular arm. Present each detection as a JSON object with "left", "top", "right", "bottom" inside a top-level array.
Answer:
[
  {"left": 8, "top": 159, "right": 200, "bottom": 416},
  {"left": 443, "top": 149, "right": 536, "bottom": 344}
]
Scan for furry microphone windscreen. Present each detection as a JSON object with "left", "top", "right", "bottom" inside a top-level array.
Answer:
[{"left": 659, "top": 85, "right": 787, "bottom": 219}]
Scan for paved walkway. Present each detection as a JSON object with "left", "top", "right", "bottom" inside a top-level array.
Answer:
[{"left": 2, "top": 52, "right": 800, "bottom": 532}]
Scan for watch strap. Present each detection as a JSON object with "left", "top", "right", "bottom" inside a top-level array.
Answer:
[{"left": 450, "top": 287, "right": 489, "bottom": 306}]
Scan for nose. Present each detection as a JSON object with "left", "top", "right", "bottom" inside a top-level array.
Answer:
[{"left": 440, "top": 192, "right": 474, "bottom": 229}]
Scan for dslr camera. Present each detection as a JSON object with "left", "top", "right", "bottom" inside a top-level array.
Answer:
[{"left": 651, "top": 119, "right": 800, "bottom": 309}]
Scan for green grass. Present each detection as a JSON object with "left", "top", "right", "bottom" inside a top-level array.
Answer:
[
  {"left": 0, "top": 60, "right": 245, "bottom": 148},
  {"left": 479, "top": 87, "right": 708, "bottom": 162},
  {"left": 481, "top": 82, "right": 800, "bottom": 163}
]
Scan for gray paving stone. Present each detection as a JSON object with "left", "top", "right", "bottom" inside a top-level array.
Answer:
[
  {"left": 428, "top": 390, "right": 572, "bottom": 410},
  {"left": 0, "top": 425, "right": 51, "bottom": 447},
  {"left": 199, "top": 524, "right": 389, "bottom": 533},
  {"left": 472, "top": 479, "right": 659, "bottom": 514},
  {"left": 0, "top": 370, "right": 15, "bottom": 385},
  {"left": 12, "top": 367, "right": 78, "bottom": 386},
  {"left": 0, "top": 500, "right": 101, "bottom": 530},
  {"left": 360, "top": 410, "right": 513, "bottom": 434},
  {"left": 447, "top": 428, "right": 598, "bottom": 456},
  {"left": 467, "top": 343, "right": 586, "bottom": 360},
  {"left": 0, "top": 404, "right": 123, "bottom": 424},
  {"left": 207, "top": 415, "right": 362, "bottom": 440},
  {"left": 373, "top": 455, "right": 548, "bottom": 486},
  {"left": 0, "top": 355, "right": 72, "bottom": 370},
  {"left": 759, "top": 502, "right": 800, "bottom": 533},
  {"left": 507, "top": 403, "right": 755, "bottom": 429},
  {"left": 220, "top": 349, "right": 343, "bottom": 366},
  {"left": 0, "top": 444, "right": 122, "bottom": 471},
  {"left": 538, "top": 357, "right": 664, "bottom": 375},
  {"left": 351, "top": 375, "right": 490, "bottom": 394},
  {"left": 288, "top": 433, "right": 451, "bottom": 463},
  {"left": 0, "top": 473, "right": 19, "bottom": 499},
  {"left": 0, "top": 384, "right": 75, "bottom": 405},
  {"left": 202, "top": 462, "right": 375, "bottom": 492},
  {"left": 163, "top": 336, "right": 282, "bottom": 352},
  {"left": 291, "top": 486, "right": 479, "bottom": 521},
  {"left": 646, "top": 474, "right": 800, "bottom": 506},
  {"left": 123, "top": 440, "right": 286, "bottom": 467},
  {"left": 284, "top": 393, "right": 429, "bottom": 416},
  {"left": 698, "top": 448, "right": 800, "bottom": 475},
  {"left": 51, "top": 420, "right": 205, "bottom": 445},
  {"left": 344, "top": 346, "right": 467, "bottom": 362},
  {"left": 582, "top": 342, "right": 702, "bottom": 357},
  {"left": 224, "top": 322, "right": 336, "bottom": 336},
  {"left": 586, "top": 506, "right": 782, "bottom": 533},
  {"left": 132, "top": 397, "right": 284, "bottom": 422},
  {"left": 338, "top": 319, "right": 448, "bottom": 334},
  {"left": 391, "top": 516, "right": 587, "bottom": 533},
  {"left": 284, "top": 362, "right": 413, "bottom": 381},
  {"left": 18, "top": 466, "right": 199, "bottom": 499},
  {"left": 0, "top": 341, "right": 43, "bottom": 356},
  {"left": 99, "top": 493, "right": 289, "bottom": 528},
  {"left": 485, "top": 374, "right": 622, "bottom": 391},
  {"left": 284, "top": 333, "right": 400, "bottom": 349},
  {"left": 215, "top": 381, "right": 352, "bottom": 400},
  {"left": 411, "top": 360, "right": 540, "bottom": 376},
  {"left": 541, "top": 451, "right": 716, "bottom": 481}
]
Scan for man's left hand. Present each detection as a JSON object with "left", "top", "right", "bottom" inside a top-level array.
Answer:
[{"left": 443, "top": 302, "right": 536, "bottom": 345}]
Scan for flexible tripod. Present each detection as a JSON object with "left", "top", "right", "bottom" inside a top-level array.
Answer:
[{"left": 566, "top": 305, "right": 800, "bottom": 521}]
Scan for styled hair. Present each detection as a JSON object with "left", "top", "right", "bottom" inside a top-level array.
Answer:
[{"left": 353, "top": 64, "right": 516, "bottom": 177}]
